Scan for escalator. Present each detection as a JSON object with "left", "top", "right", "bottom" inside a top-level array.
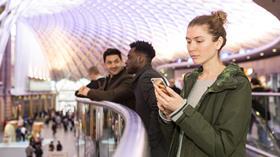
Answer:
[{"left": 246, "top": 93, "right": 280, "bottom": 157}]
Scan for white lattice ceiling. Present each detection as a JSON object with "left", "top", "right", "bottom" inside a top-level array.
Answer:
[{"left": 16, "top": 0, "right": 280, "bottom": 80}]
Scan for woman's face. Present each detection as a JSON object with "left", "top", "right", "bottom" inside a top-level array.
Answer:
[{"left": 186, "top": 25, "right": 222, "bottom": 65}]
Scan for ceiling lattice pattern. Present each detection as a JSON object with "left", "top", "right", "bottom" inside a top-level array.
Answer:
[{"left": 18, "top": 0, "right": 280, "bottom": 80}]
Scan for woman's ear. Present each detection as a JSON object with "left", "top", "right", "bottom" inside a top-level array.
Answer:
[{"left": 216, "top": 36, "right": 224, "bottom": 50}]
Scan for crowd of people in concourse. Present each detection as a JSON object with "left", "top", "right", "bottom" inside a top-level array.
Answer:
[
  {"left": 76, "top": 10, "right": 253, "bottom": 157},
  {"left": 0, "top": 108, "right": 74, "bottom": 157},
  {"left": 23, "top": 110, "right": 73, "bottom": 157}
]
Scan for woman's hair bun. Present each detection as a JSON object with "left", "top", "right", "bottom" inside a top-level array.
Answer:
[{"left": 211, "top": 10, "right": 227, "bottom": 25}]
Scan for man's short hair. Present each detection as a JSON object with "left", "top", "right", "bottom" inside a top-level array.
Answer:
[
  {"left": 88, "top": 66, "right": 100, "bottom": 75},
  {"left": 251, "top": 77, "right": 261, "bottom": 86},
  {"left": 129, "top": 41, "right": 155, "bottom": 60},
  {"left": 103, "top": 48, "right": 122, "bottom": 62}
]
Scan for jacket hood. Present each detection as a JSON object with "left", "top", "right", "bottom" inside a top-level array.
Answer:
[{"left": 185, "top": 63, "right": 247, "bottom": 93}]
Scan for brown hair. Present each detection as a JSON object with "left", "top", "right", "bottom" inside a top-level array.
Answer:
[
  {"left": 88, "top": 66, "right": 100, "bottom": 75},
  {"left": 188, "top": 10, "right": 227, "bottom": 52}
]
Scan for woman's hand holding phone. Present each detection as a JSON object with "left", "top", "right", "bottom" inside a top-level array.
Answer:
[
  {"left": 152, "top": 78, "right": 185, "bottom": 115},
  {"left": 151, "top": 78, "right": 170, "bottom": 95}
]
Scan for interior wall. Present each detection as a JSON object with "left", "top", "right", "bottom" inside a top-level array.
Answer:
[
  {"left": 239, "top": 55, "right": 280, "bottom": 76},
  {"left": 12, "top": 19, "right": 49, "bottom": 95},
  {"left": 173, "top": 55, "right": 280, "bottom": 88}
]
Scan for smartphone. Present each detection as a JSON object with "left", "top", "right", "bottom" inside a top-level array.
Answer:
[{"left": 151, "top": 78, "right": 170, "bottom": 95}]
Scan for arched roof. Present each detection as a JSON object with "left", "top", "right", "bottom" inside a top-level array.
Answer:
[{"left": 12, "top": 0, "right": 280, "bottom": 80}]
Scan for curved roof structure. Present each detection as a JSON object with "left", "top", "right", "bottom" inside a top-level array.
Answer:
[{"left": 7, "top": 0, "right": 280, "bottom": 80}]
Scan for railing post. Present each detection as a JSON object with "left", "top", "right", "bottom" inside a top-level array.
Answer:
[
  {"left": 76, "top": 102, "right": 80, "bottom": 157},
  {"left": 95, "top": 106, "right": 103, "bottom": 157},
  {"left": 117, "top": 114, "right": 122, "bottom": 144}
]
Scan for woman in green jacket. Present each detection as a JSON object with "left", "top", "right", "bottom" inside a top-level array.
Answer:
[{"left": 154, "top": 10, "right": 251, "bottom": 157}]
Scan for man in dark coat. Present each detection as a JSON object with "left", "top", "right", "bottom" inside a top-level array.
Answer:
[
  {"left": 78, "top": 48, "right": 135, "bottom": 109},
  {"left": 250, "top": 77, "right": 270, "bottom": 145},
  {"left": 169, "top": 78, "right": 181, "bottom": 94},
  {"left": 25, "top": 142, "right": 34, "bottom": 157},
  {"left": 75, "top": 66, "right": 105, "bottom": 97},
  {"left": 56, "top": 140, "right": 63, "bottom": 151},
  {"left": 126, "top": 41, "right": 168, "bottom": 157},
  {"left": 34, "top": 145, "right": 43, "bottom": 157}
]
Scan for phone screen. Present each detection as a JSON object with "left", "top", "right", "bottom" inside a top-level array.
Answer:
[
  {"left": 151, "top": 78, "right": 166, "bottom": 87},
  {"left": 151, "top": 78, "right": 170, "bottom": 95}
]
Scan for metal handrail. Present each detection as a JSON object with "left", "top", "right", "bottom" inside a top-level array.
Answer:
[
  {"left": 246, "top": 144, "right": 278, "bottom": 157},
  {"left": 76, "top": 98, "right": 149, "bottom": 157},
  {"left": 252, "top": 92, "right": 280, "bottom": 96},
  {"left": 247, "top": 93, "right": 280, "bottom": 156},
  {"left": 248, "top": 110, "right": 280, "bottom": 154}
]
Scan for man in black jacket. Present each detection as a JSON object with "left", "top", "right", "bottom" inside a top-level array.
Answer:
[
  {"left": 78, "top": 48, "right": 135, "bottom": 109},
  {"left": 75, "top": 66, "right": 105, "bottom": 97},
  {"left": 126, "top": 41, "right": 168, "bottom": 157},
  {"left": 169, "top": 78, "right": 181, "bottom": 94}
]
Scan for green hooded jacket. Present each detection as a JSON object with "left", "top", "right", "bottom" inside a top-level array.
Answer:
[{"left": 160, "top": 63, "right": 252, "bottom": 157}]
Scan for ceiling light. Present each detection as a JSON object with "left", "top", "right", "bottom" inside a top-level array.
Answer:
[
  {"left": 272, "top": 49, "right": 277, "bottom": 53},
  {"left": 220, "top": 53, "right": 229, "bottom": 59},
  {"left": 232, "top": 59, "right": 236, "bottom": 62},
  {"left": 187, "top": 58, "right": 193, "bottom": 64},
  {"left": 246, "top": 68, "right": 253, "bottom": 76},
  {"left": 260, "top": 53, "right": 264, "bottom": 56},
  {"left": 177, "top": 58, "right": 182, "bottom": 63},
  {"left": 239, "top": 49, "right": 246, "bottom": 54},
  {"left": 246, "top": 56, "right": 250, "bottom": 60}
]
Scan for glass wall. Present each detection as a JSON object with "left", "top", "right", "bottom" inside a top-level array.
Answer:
[
  {"left": 76, "top": 99, "right": 148, "bottom": 157},
  {"left": 247, "top": 92, "right": 280, "bottom": 156},
  {"left": 76, "top": 104, "right": 123, "bottom": 157}
]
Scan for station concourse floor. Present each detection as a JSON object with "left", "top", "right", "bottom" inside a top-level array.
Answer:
[
  {"left": 0, "top": 122, "right": 275, "bottom": 157},
  {"left": 0, "top": 123, "right": 79, "bottom": 157}
]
